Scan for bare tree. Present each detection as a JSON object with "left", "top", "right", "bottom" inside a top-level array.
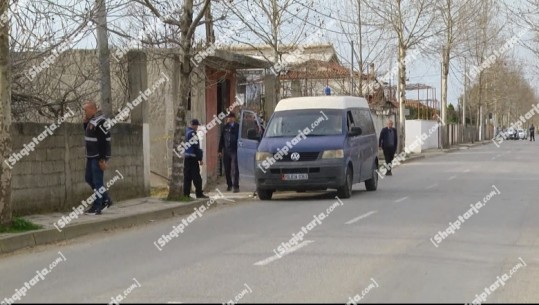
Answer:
[
  {"left": 223, "top": 0, "right": 317, "bottom": 114},
  {"left": 334, "top": 0, "right": 392, "bottom": 97},
  {"left": 0, "top": 0, "right": 12, "bottom": 226},
  {"left": 436, "top": 0, "right": 481, "bottom": 148},
  {"left": 126, "top": 0, "right": 211, "bottom": 200},
  {"left": 365, "top": 0, "right": 437, "bottom": 153},
  {"left": 461, "top": 0, "right": 502, "bottom": 140},
  {"left": 9, "top": 0, "right": 97, "bottom": 120}
]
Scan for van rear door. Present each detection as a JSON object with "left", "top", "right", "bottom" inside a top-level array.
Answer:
[{"left": 237, "top": 110, "right": 263, "bottom": 179}]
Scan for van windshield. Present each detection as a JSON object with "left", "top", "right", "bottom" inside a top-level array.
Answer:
[{"left": 265, "top": 109, "right": 342, "bottom": 137}]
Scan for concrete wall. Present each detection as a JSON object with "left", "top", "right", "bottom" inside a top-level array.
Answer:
[
  {"left": 405, "top": 120, "right": 440, "bottom": 153},
  {"left": 11, "top": 123, "right": 147, "bottom": 216}
]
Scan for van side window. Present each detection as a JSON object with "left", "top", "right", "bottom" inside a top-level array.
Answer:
[
  {"left": 347, "top": 111, "right": 355, "bottom": 132},
  {"left": 357, "top": 109, "right": 375, "bottom": 135}
]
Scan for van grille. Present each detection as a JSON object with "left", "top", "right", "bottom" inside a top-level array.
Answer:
[
  {"left": 278, "top": 152, "right": 320, "bottom": 162},
  {"left": 270, "top": 168, "right": 321, "bottom": 174}
]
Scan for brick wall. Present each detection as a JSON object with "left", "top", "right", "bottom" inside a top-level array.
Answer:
[{"left": 11, "top": 122, "right": 147, "bottom": 216}]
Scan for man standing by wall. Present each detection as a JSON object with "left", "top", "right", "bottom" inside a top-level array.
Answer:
[
  {"left": 530, "top": 124, "right": 535, "bottom": 142},
  {"left": 219, "top": 112, "right": 240, "bottom": 193},
  {"left": 183, "top": 119, "right": 209, "bottom": 199},
  {"left": 379, "top": 119, "right": 398, "bottom": 176},
  {"left": 83, "top": 101, "right": 113, "bottom": 215}
]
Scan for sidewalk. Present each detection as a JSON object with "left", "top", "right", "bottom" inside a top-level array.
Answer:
[
  {"left": 378, "top": 140, "right": 492, "bottom": 164},
  {"left": 0, "top": 141, "right": 491, "bottom": 255}
]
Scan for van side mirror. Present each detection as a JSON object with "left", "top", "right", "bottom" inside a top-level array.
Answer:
[
  {"left": 349, "top": 126, "right": 362, "bottom": 136},
  {"left": 247, "top": 128, "right": 260, "bottom": 141}
]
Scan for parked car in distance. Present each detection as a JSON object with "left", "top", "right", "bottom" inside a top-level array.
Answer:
[
  {"left": 506, "top": 127, "right": 517, "bottom": 140},
  {"left": 518, "top": 128, "right": 527, "bottom": 140}
]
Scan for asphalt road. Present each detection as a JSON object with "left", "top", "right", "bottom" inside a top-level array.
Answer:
[{"left": 1, "top": 140, "right": 538, "bottom": 303}]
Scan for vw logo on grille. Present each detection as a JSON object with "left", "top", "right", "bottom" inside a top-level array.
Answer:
[{"left": 291, "top": 152, "right": 300, "bottom": 161}]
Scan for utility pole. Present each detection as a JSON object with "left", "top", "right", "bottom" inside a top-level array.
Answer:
[
  {"left": 96, "top": 0, "right": 112, "bottom": 116},
  {"left": 463, "top": 58, "right": 466, "bottom": 128},
  {"left": 350, "top": 41, "right": 354, "bottom": 95}
]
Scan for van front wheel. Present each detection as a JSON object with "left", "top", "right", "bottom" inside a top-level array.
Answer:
[
  {"left": 257, "top": 189, "right": 273, "bottom": 200},
  {"left": 337, "top": 168, "right": 353, "bottom": 199}
]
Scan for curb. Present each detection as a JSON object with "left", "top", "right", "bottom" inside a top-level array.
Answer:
[{"left": 0, "top": 197, "right": 232, "bottom": 255}]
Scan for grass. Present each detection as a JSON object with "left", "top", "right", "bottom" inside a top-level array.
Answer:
[
  {"left": 150, "top": 186, "right": 169, "bottom": 199},
  {"left": 151, "top": 187, "right": 193, "bottom": 203},
  {"left": 0, "top": 217, "right": 43, "bottom": 233},
  {"left": 165, "top": 195, "right": 193, "bottom": 203}
]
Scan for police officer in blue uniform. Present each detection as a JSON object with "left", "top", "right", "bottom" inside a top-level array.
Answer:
[
  {"left": 183, "top": 119, "right": 209, "bottom": 199},
  {"left": 218, "top": 112, "right": 240, "bottom": 192}
]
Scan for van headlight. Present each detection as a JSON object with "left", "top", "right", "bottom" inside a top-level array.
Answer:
[
  {"left": 321, "top": 149, "right": 344, "bottom": 159},
  {"left": 256, "top": 152, "right": 273, "bottom": 161}
]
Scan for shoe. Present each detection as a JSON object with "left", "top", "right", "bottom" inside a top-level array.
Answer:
[
  {"left": 84, "top": 206, "right": 96, "bottom": 215},
  {"left": 104, "top": 199, "right": 113, "bottom": 208},
  {"left": 233, "top": 188, "right": 240, "bottom": 193},
  {"left": 386, "top": 171, "right": 393, "bottom": 176},
  {"left": 227, "top": 186, "right": 232, "bottom": 192},
  {"left": 84, "top": 206, "right": 102, "bottom": 215},
  {"left": 196, "top": 194, "right": 209, "bottom": 199}
]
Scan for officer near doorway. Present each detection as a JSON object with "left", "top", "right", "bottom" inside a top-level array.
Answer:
[{"left": 219, "top": 112, "right": 240, "bottom": 193}]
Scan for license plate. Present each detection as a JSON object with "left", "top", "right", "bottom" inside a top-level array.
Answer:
[{"left": 282, "top": 173, "right": 308, "bottom": 180}]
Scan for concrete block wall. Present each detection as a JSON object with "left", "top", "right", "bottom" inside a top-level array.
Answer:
[{"left": 11, "top": 122, "right": 148, "bottom": 216}]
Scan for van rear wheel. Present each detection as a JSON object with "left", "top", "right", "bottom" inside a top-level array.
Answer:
[
  {"left": 365, "top": 165, "right": 378, "bottom": 191},
  {"left": 257, "top": 189, "right": 273, "bottom": 200},
  {"left": 337, "top": 168, "right": 353, "bottom": 199}
]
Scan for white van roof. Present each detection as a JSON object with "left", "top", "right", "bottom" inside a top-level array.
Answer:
[{"left": 274, "top": 96, "right": 369, "bottom": 112}]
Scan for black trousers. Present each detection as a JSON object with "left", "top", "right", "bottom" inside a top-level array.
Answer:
[
  {"left": 383, "top": 147, "right": 397, "bottom": 170},
  {"left": 223, "top": 151, "right": 239, "bottom": 188},
  {"left": 183, "top": 157, "right": 203, "bottom": 196},
  {"left": 530, "top": 132, "right": 535, "bottom": 141}
]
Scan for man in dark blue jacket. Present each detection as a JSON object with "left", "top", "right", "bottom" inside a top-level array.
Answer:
[
  {"left": 379, "top": 119, "right": 398, "bottom": 176},
  {"left": 219, "top": 112, "right": 240, "bottom": 192},
  {"left": 183, "top": 119, "right": 208, "bottom": 199},
  {"left": 82, "top": 101, "right": 113, "bottom": 215}
]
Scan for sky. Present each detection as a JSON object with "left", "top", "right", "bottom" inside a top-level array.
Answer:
[
  {"left": 319, "top": 0, "right": 539, "bottom": 109},
  {"left": 12, "top": 0, "right": 537, "bottom": 110}
]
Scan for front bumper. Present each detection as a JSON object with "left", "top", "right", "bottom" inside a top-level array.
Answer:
[{"left": 255, "top": 159, "right": 346, "bottom": 191}]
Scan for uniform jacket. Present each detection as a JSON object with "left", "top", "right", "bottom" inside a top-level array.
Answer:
[
  {"left": 218, "top": 122, "right": 240, "bottom": 153},
  {"left": 84, "top": 111, "right": 111, "bottom": 159},
  {"left": 184, "top": 127, "right": 203, "bottom": 161}
]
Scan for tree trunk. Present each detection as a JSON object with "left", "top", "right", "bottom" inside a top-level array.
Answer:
[
  {"left": 167, "top": 0, "right": 194, "bottom": 200},
  {"left": 441, "top": 47, "right": 450, "bottom": 148},
  {"left": 356, "top": 0, "right": 363, "bottom": 97},
  {"left": 0, "top": 0, "right": 12, "bottom": 226},
  {"left": 398, "top": 44, "right": 407, "bottom": 154},
  {"left": 96, "top": 0, "right": 112, "bottom": 116}
]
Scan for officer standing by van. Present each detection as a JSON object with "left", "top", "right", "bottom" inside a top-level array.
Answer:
[
  {"left": 183, "top": 119, "right": 209, "bottom": 199},
  {"left": 219, "top": 112, "right": 240, "bottom": 192},
  {"left": 379, "top": 119, "right": 398, "bottom": 176},
  {"left": 530, "top": 124, "right": 535, "bottom": 141}
]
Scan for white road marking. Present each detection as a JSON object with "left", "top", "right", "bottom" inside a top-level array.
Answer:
[
  {"left": 254, "top": 240, "right": 314, "bottom": 266},
  {"left": 394, "top": 196, "right": 409, "bottom": 203},
  {"left": 345, "top": 211, "right": 377, "bottom": 225},
  {"left": 448, "top": 175, "right": 457, "bottom": 180},
  {"left": 426, "top": 183, "right": 438, "bottom": 189}
]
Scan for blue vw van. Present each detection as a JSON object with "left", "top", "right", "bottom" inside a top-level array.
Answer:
[{"left": 237, "top": 96, "right": 379, "bottom": 200}]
